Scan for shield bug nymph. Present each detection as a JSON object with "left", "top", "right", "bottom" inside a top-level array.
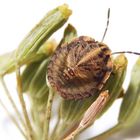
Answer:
[{"left": 47, "top": 9, "right": 140, "bottom": 100}]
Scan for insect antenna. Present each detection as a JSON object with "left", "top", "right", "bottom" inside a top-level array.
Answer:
[
  {"left": 101, "top": 8, "right": 110, "bottom": 42},
  {"left": 112, "top": 51, "right": 140, "bottom": 56}
]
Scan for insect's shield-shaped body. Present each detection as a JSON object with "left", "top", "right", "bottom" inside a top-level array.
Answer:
[{"left": 47, "top": 36, "right": 113, "bottom": 100}]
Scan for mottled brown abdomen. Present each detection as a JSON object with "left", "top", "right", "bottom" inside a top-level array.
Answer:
[{"left": 47, "top": 36, "right": 113, "bottom": 100}]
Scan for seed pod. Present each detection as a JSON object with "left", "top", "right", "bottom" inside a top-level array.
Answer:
[
  {"left": 119, "top": 57, "right": 140, "bottom": 124},
  {"left": 22, "top": 60, "right": 42, "bottom": 93},
  {"left": 16, "top": 4, "right": 72, "bottom": 63},
  {"left": 99, "top": 54, "right": 127, "bottom": 116},
  {"left": 47, "top": 36, "right": 113, "bottom": 100},
  {"left": 22, "top": 58, "right": 50, "bottom": 107},
  {"left": 22, "top": 58, "right": 50, "bottom": 138},
  {"left": 0, "top": 4, "right": 71, "bottom": 76}
]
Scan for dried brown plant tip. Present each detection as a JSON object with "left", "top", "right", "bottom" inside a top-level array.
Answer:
[
  {"left": 63, "top": 91, "right": 109, "bottom": 140},
  {"left": 47, "top": 36, "right": 113, "bottom": 100}
]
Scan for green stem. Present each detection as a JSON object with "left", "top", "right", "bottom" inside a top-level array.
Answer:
[
  {"left": 16, "top": 67, "right": 34, "bottom": 140},
  {"left": 42, "top": 87, "right": 54, "bottom": 140},
  {"left": 0, "top": 98, "right": 27, "bottom": 139},
  {"left": 0, "top": 77, "right": 26, "bottom": 129}
]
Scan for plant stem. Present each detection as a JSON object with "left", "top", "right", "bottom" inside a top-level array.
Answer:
[
  {"left": 0, "top": 98, "right": 27, "bottom": 139},
  {"left": 42, "top": 87, "right": 54, "bottom": 140},
  {"left": 0, "top": 77, "right": 26, "bottom": 129},
  {"left": 16, "top": 67, "right": 34, "bottom": 140}
]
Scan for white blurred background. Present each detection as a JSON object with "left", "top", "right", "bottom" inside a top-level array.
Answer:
[{"left": 0, "top": 0, "right": 140, "bottom": 140}]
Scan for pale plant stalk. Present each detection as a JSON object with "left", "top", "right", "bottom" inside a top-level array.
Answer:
[
  {"left": 63, "top": 91, "right": 109, "bottom": 140},
  {"left": 42, "top": 87, "right": 54, "bottom": 140},
  {"left": 0, "top": 77, "right": 26, "bottom": 129},
  {"left": 16, "top": 67, "right": 34, "bottom": 140},
  {"left": 0, "top": 98, "right": 27, "bottom": 139}
]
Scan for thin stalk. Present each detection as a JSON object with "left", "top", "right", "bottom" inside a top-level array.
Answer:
[
  {"left": 56, "top": 120, "right": 79, "bottom": 140},
  {"left": 16, "top": 67, "right": 34, "bottom": 140},
  {"left": 42, "top": 87, "right": 54, "bottom": 140},
  {"left": 0, "top": 77, "right": 26, "bottom": 129},
  {"left": 0, "top": 98, "right": 27, "bottom": 139}
]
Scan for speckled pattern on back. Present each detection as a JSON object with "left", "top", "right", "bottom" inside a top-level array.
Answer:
[{"left": 47, "top": 36, "right": 113, "bottom": 100}]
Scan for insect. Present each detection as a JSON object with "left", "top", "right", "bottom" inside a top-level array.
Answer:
[{"left": 47, "top": 9, "right": 140, "bottom": 100}]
